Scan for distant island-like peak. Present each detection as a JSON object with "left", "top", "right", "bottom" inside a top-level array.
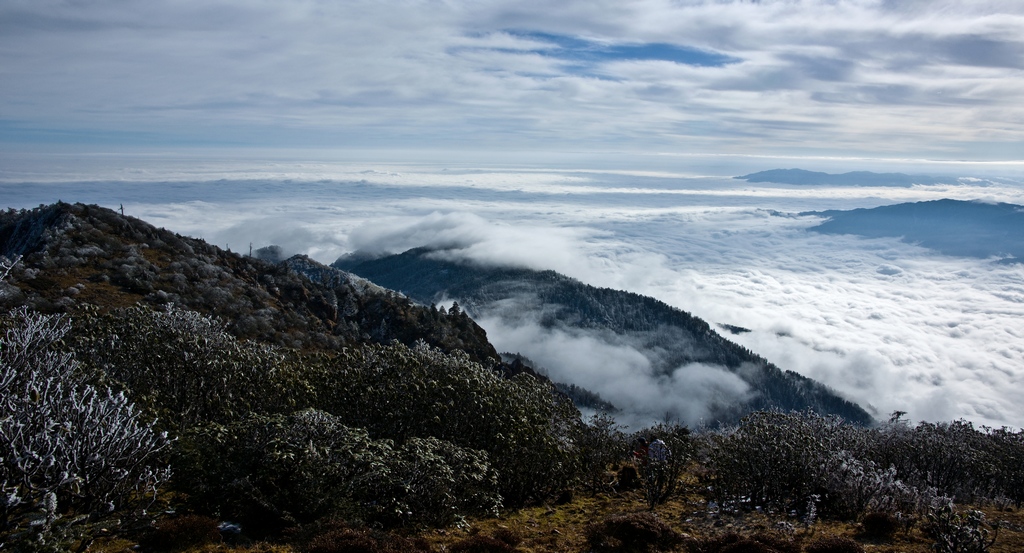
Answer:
[{"left": 736, "top": 168, "right": 951, "bottom": 187}]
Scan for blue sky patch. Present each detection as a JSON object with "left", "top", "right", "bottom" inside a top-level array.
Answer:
[{"left": 510, "top": 31, "right": 740, "bottom": 67}]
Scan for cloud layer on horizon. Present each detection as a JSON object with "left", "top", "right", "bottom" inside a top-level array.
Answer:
[{"left": 2, "top": 1, "right": 1024, "bottom": 158}]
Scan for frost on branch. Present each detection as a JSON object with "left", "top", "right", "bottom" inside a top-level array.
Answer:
[{"left": 0, "top": 304, "right": 171, "bottom": 544}]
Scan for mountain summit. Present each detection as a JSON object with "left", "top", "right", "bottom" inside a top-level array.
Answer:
[{"left": 0, "top": 202, "right": 497, "bottom": 361}]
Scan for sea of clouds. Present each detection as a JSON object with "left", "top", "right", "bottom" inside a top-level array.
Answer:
[{"left": 3, "top": 152, "right": 1023, "bottom": 428}]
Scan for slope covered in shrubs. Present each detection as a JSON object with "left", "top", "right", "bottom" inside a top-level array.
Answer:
[
  {"left": 0, "top": 202, "right": 497, "bottom": 362},
  {"left": 3, "top": 204, "right": 1024, "bottom": 552}
]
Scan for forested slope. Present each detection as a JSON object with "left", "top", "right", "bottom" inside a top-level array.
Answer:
[{"left": 336, "top": 248, "right": 873, "bottom": 425}]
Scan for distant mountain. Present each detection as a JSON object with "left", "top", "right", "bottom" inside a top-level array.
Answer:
[
  {"left": 736, "top": 168, "right": 950, "bottom": 186},
  {"left": 334, "top": 248, "right": 874, "bottom": 426},
  {"left": 0, "top": 202, "right": 498, "bottom": 362},
  {"left": 806, "top": 199, "right": 1024, "bottom": 262}
]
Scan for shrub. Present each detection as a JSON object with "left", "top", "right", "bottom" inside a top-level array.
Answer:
[
  {"left": 308, "top": 342, "right": 580, "bottom": 506},
  {"left": 577, "top": 413, "right": 628, "bottom": 492},
  {"left": 860, "top": 511, "right": 899, "bottom": 540},
  {"left": 803, "top": 536, "right": 864, "bottom": 553},
  {"left": 72, "top": 305, "right": 299, "bottom": 431},
  {"left": 924, "top": 500, "right": 997, "bottom": 553},
  {"left": 0, "top": 307, "right": 170, "bottom": 548},
  {"left": 175, "top": 409, "right": 501, "bottom": 532},
  {"left": 635, "top": 423, "right": 692, "bottom": 508},
  {"left": 586, "top": 512, "right": 682, "bottom": 552},
  {"left": 699, "top": 411, "right": 859, "bottom": 513}
]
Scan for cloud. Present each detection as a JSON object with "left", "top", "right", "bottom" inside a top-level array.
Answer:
[
  {"left": 2, "top": 1, "right": 1023, "bottom": 157},
  {"left": 475, "top": 314, "right": 752, "bottom": 429}
]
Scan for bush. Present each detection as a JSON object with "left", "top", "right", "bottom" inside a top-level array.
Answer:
[
  {"left": 804, "top": 536, "right": 864, "bottom": 553},
  {"left": 924, "top": 500, "right": 997, "bottom": 553},
  {"left": 860, "top": 511, "right": 899, "bottom": 540},
  {"left": 72, "top": 305, "right": 299, "bottom": 431},
  {"left": 578, "top": 413, "right": 628, "bottom": 492},
  {"left": 0, "top": 307, "right": 170, "bottom": 548},
  {"left": 586, "top": 512, "right": 682, "bottom": 552},
  {"left": 307, "top": 342, "right": 580, "bottom": 506},
  {"left": 635, "top": 423, "right": 692, "bottom": 508},
  {"left": 699, "top": 411, "right": 859, "bottom": 513},
  {"left": 175, "top": 409, "right": 501, "bottom": 532}
]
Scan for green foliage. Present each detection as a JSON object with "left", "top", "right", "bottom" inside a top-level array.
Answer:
[
  {"left": 306, "top": 341, "right": 580, "bottom": 506},
  {"left": 700, "top": 411, "right": 857, "bottom": 512},
  {"left": 175, "top": 409, "right": 501, "bottom": 531},
  {"left": 71, "top": 305, "right": 303, "bottom": 431},
  {"left": 636, "top": 423, "right": 692, "bottom": 508},
  {"left": 577, "top": 413, "right": 628, "bottom": 492}
]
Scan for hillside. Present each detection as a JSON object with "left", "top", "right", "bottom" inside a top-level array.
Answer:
[
  {"left": 334, "top": 248, "right": 874, "bottom": 426},
  {"left": 0, "top": 202, "right": 498, "bottom": 362},
  {"left": 4, "top": 203, "right": 1024, "bottom": 553},
  {"left": 806, "top": 199, "right": 1024, "bottom": 262}
]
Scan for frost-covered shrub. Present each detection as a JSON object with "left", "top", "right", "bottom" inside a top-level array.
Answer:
[
  {"left": 866, "top": 418, "right": 1006, "bottom": 503},
  {"left": 359, "top": 436, "right": 501, "bottom": 527},
  {"left": 924, "top": 500, "right": 997, "bottom": 553},
  {"left": 699, "top": 411, "right": 859, "bottom": 513},
  {"left": 820, "top": 451, "right": 922, "bottom": 519},
  {"left": 0, "top": 307, "right": 170, "bottom": 546},
  {"left": 175, "top": 409, "right": 501, "bottom": 532}
]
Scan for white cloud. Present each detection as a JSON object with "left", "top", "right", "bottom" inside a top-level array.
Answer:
[{"left": 2, "top": 1, "right": 1023, "bottom": 157}]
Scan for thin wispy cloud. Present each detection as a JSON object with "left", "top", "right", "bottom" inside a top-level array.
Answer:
[{"left": 2, "top": 1, "right": 1022, "bottom": 158}]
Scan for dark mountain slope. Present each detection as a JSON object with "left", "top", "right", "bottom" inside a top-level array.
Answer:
[
  {"left": 807, "top": 199, "right": 1024, "bottom": 262},
  {"left": 0, "top": 202, "right": 498, "bottom": 361},
  {"left": 335, "top": 248, "right": 874, "bottom": 425}
]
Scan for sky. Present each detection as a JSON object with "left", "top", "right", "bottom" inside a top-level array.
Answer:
[{"left": 2, "top": 0, "right": 1024, "bottom": 160}]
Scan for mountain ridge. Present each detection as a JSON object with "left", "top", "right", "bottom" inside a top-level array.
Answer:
[
  {"left": 0, "top": 202, "right": 499, "bottom": 362},
  {"left": 805, "top": 198, "right": 1024, "bottom": 262},
  {"left": 334, "top": 248, "right": 874, "bottom": 426}
]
